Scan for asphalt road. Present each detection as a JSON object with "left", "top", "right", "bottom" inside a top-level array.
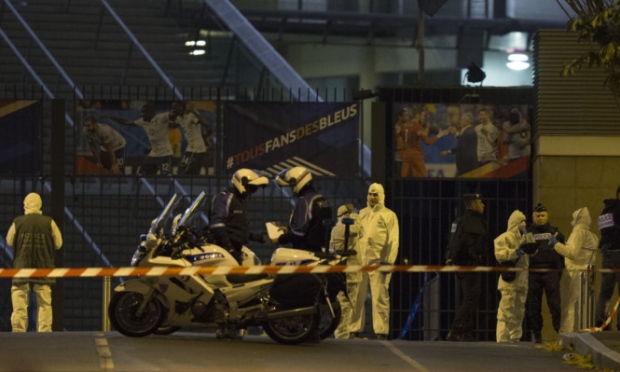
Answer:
[{"left": 0, "top": 331, "right": 583, "bottom": 371}]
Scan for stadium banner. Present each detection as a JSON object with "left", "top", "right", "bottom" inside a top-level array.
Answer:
[
  {"left": 0, "top": 100, "right": 41, "bottom": 174},
  {"left": 223, "top": 102, "right": 360, "bottom": 177},
  {"left": 74, "top": 100, "right": 215, "bottom": 176},
  {"left": 392, "top": 102, "right": 531, "bottom": 179}
]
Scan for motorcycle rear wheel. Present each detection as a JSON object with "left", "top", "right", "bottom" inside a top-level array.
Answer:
[
  {"left": 109, "top": 292, "right": 165, "bottom": 337},
  {"left": 319, "top": 300, "right": 342, "bottom": 340},
  {"left": 262, "top": 311, "right": 320, "bottom": 345}
]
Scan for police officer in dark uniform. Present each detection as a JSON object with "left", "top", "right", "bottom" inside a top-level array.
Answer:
[
  {"left": 525, "top": 203, "right": 565, "bottom": 343},
  {"left": 445, "top": 193, "right": 488, "bottom": 342},
  {"left": 209, "top": 169, "right": 269, "bottom": 264},
  {"left": 274, "top": 166, "right": 333, "bottom": 252},
  {"left": 595, "top": 186, "right": 620, "bottom": 329}
]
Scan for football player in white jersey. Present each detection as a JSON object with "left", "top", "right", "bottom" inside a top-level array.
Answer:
[{"left": 103, "top": 102, "right": 177, "bottom": 175}]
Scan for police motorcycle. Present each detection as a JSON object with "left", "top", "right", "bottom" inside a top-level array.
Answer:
[
  {"left": 269, "top": 217, "right": 355, "bottom": 339},
  {"left": 108, "top": 192, "right": 328, "bottom": 345}
]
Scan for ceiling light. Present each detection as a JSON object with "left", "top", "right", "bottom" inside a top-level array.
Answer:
[
  {"left": 185, "top": 40, "right": 206, "bottom": 47},
  {"left": 189, "top": 49, "right": 205, "bottom": 56},
  {"left": 506, "top": 61, "right": 530, "bottom": 71},
  {"left": 508, "top": 53, "right": 529, "bottom": 62}
]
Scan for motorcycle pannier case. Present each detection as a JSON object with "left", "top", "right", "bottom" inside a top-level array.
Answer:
[{"left": 270, "top": 274, "right": 322, "bottom": 308}]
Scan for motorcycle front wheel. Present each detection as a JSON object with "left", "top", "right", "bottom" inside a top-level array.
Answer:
[
  {"left": 109, "top": 292, "right": 165, "bottom": 337},
  {"left": 319, "top": 300, "right": 342, "bottom": 340},
  {"left": 154, "top": 326, "right": 181, "bottom": 335},
  {"left": 262, "top": 311, "right": 320, "bottom": 345}
]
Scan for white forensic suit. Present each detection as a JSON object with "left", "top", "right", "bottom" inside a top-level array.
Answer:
[
  {"left": 553, "top": 207, "right": 599, "bottom": 334},
  {"left": 350, "top": 183, "right": 400, "bottom": 338},
  {"left": 494, "top": 210, "right": 528, "bottom": 343},
  {"left": 330, "top": 205, "right": 363, "bottom": 339}
]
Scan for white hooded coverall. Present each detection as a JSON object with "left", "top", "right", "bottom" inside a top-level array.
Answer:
[
  {"left": 553, "top": 207, "right": 598, "bottom": 334},
  {"left": 350, "top": 183, "right": 400, "bottom": 336},
  {"left": 331, "top": 205, "right": 363, "bottom": 339},
  {"left": 495, "top": 210, "right": 528, "bottom": 343}
]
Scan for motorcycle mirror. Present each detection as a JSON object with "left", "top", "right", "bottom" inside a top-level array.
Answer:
[
  {"left": 174, "top": 191, "right": 207, "bottom": 235},
  {"left": 150, "top": 194, "right": 180, "bottom": 235}
]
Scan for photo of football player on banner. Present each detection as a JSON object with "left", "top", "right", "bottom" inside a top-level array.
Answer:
[
  {"left": 393, "top": 102, "right": 531, "bottom": 179},
  {"left": 74, "top": 99, "right": 215, "bottom": 176}
]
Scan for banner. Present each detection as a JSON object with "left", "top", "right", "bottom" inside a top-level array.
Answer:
[
  {"left": 393, "top": 103, "right": 531, "bottom": 179},
  {"left": 75, "top": 100, "right": 215, "bottom": 176},
  {"left": 0, "top": 100, "right": 41, "bottom": 174},
  {"left": 224, "top": 102, "right": 359, "bottom": 177}
]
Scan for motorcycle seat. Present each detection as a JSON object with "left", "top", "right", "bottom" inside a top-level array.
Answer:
[{"left": 226, "top": 274, "right": 270, "bottom": 284}]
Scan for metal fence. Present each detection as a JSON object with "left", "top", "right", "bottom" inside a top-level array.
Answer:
[{"left": 0, "top": 85, "right": 533, "bottom": 341}]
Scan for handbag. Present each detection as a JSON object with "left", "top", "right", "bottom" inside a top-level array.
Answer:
[{"left": 498, "top": 260, "right": 517, "bottom": 282}]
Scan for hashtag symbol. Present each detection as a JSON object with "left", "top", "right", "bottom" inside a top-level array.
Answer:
[{"left": 226, "top": 157, "right": 234, "bottom": 169}]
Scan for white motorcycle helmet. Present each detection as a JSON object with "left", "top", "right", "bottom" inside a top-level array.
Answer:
[
  {"left": 232, "top": 168, "right": 269, "bottom": 195},
  {"left": 275, "top": 166, "right": 312, "bottom": 195}
]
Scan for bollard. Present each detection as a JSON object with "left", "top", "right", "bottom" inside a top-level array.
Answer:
[
  {"left": 102, "top": 276, "right": 111, "bottom": 332},
  {"left": 578, "top": 264, "right": 596, "bottom": 330}
]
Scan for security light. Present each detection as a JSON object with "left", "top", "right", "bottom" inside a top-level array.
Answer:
[{"left": 466, "top": 63, "right": 486, "bottom": 83}]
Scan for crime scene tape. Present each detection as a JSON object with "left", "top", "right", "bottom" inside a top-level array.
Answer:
[
  {"left": 581, "top": 294, "right": 620, "bottom": 332},
  {"left": 0, "top": 265, "right": 619, "bottom": 278}
]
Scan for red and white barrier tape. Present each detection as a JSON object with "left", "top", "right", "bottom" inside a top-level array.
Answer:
[
  {"left": 581, "top": 295, "right": 620, "bottom": 332},
  {"left": 0, "top": 264, "right": 619, "bottom": 278}
]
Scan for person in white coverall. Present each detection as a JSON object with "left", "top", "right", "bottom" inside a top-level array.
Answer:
[
  {"left": 349, "top": 183, "right": 399, "bottom": 340},
  {"left": 495, "top": 210, "right": 530, "bottom": 343},
  {"left": 548, "top": 207, "right": 599, "bottom": 334},
  {"left": 331, "top": 204, "right": 363, "bottom": 339}
]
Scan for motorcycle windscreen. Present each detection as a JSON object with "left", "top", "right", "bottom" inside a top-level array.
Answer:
[{"left": 269, "top": 274, "right": 323, "bottom": 309}]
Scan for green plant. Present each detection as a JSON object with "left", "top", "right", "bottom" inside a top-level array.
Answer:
[{"left": 556, "top": 0, "right": 620, "bottom": 106}]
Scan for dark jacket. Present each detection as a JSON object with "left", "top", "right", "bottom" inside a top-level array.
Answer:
[
  {"left": 446, "top": 209, "right": 488, "bottom": 265},
  {"left": 209, "top": 188, "right": 250, "bottom": 251},
  {"left": 278, "top": 186, "right": 333, "bottom": 252},
  {"left": 599, "top": 198, "right": 620, "bottom": 251},
  {"left": 528, "top": 222, "right": 566, "bottom": 269}
]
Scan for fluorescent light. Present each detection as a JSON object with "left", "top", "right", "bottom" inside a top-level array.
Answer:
[
  {"left": 508, "top": 53, "right": 529, "bottom": 62},
  {"left": 189, "top": 49, "right": 206, "bottom": 56},
  {"left": 506, "top": 61, "right": 530, "bottom": 71},
  {"left": 185, "top": 40, "right": 206, "bottom": 47}
]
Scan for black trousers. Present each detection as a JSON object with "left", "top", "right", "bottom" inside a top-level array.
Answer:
[
  {"left": 450, "top": 271, "right": 482, "bottom": 334},
  {"left": 595, "top": 250, "right": 620, "bottom": 329},
  {"left": 526, "top": 271, "right": 561, "bottom": 334}
]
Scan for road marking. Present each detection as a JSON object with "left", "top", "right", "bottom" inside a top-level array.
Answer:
[
  {"left": 381, "top": 340, "right": 429, "bottom": 371},
  {"left": 94, "top": 332, "right": 114, "bottom": 371}
]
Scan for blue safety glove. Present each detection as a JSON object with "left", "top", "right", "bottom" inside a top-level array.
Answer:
[
  {"left": 548, "top": 234, "right": 558, "bottom": 247},
  {"left": 516, "top": 249, "right": 525, "bottom": 257}
]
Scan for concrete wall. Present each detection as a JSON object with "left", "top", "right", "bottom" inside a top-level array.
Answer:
[{"left": 534, "top": 136, "right": 620, "bottom": 339}]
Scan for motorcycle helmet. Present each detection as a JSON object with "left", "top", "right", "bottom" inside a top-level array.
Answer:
[
  {"left": 232, "top": 168, "right": 269, "bottom": 195},
  {"left": 275, "top": 167, "right": 312, "bottom": 195}
]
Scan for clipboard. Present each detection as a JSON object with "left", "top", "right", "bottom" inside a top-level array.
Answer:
[{"left": 266, "top": 221, "right": 285, "bottom": 240}]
